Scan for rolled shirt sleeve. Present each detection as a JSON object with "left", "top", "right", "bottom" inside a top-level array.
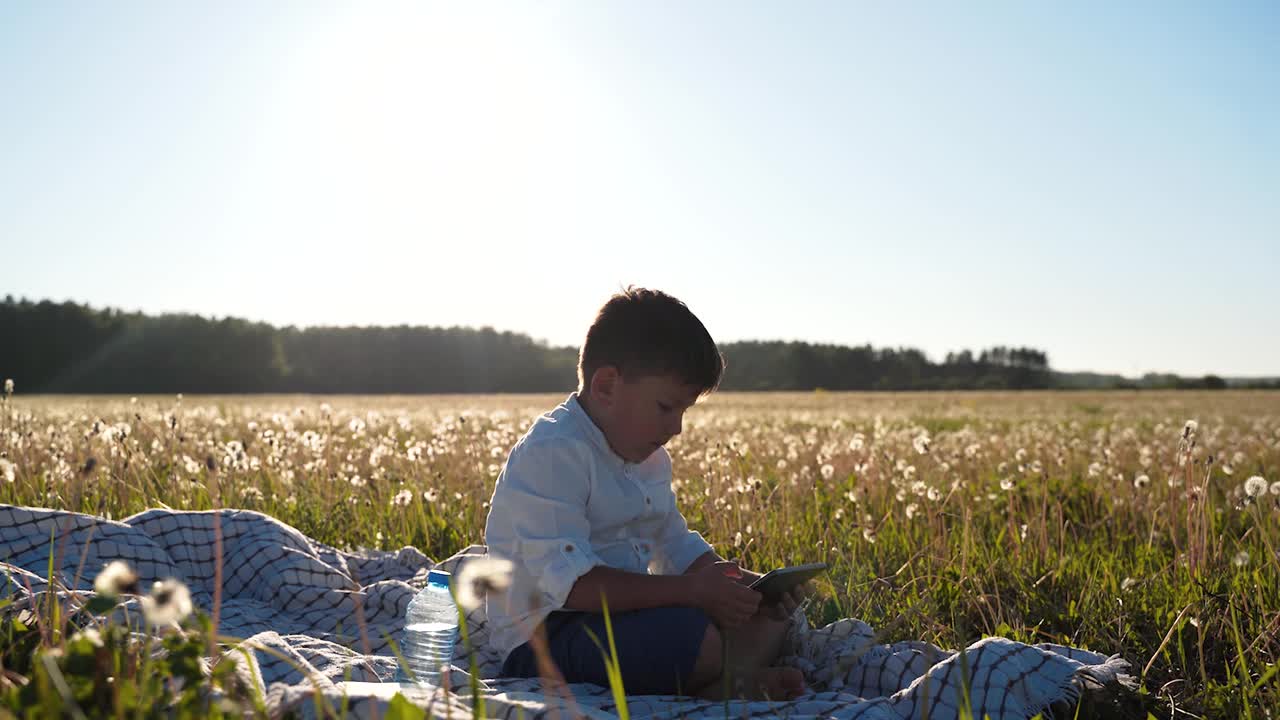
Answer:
[
  {"left": 651, "top": 492, "right": 714, "bottom": 575},
  {"left": 487, "top": 439, "right": 604, "bottom": 610}
]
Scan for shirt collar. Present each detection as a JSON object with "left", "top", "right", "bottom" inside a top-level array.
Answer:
[{"left": 567, "top": 392, "right": 628, "bottom": 469}]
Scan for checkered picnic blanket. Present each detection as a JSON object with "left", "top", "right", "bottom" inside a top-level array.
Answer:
[{"left": 0, "top": 505, "right": 1133, "bottom": 719}]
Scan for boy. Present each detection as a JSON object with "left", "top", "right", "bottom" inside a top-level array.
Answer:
[{"left": 484, "top": 287, "right": 805, "bottom": 699}]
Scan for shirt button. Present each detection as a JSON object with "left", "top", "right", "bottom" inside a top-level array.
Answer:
[
  {"left": 645, "top": 496, "right": 651, "bottom": 505},
  {"left": 564, "top": 544, "right": 574, "bottom": 552}
]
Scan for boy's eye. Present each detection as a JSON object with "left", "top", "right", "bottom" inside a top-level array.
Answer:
[{"left": 657, "top": 402, "right": 673, "bottom": 413}]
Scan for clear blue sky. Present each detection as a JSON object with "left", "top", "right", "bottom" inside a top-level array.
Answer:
[{"left": 2, "top": 1, "right": 1277, "bottom": 376}]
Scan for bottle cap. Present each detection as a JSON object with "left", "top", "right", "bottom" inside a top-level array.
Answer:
[{"left": 427, "top": 569, "right": 451, "bottom": 588}]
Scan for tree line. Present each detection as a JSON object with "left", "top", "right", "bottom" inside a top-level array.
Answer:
[{"left": 3, "top": 296, "right": 1264, "bottom": 394}]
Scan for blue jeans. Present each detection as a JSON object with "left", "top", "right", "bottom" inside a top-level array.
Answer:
[{"left": 501, "top": 607, "right": 712, "bottom": 695}]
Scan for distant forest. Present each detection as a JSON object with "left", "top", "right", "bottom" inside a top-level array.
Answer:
[{"left": 2, "top": 297, "right": 1271, "bottom": 394}]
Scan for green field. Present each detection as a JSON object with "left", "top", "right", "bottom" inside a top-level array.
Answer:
[{"left": 2, "top": 390, "right": 1277, "bottom": 716}]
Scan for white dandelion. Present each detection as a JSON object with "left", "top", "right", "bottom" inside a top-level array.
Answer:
[
  {"left": 93, "top": 560, "right": 139, "bottom": 597},
  {"left": 454, "top": 556, "right": 514, "bottom": 612},
  {"left": 2, "top": 378, "right": 12, "bottom": 396},
  {"left": 140, "top": 578, "right": 194, "bottom": 627},
  {"left": 392, "top": 488, "right": 413, "bottom": 506},
  {"left": 820, "top": 464, "right": 835, "bottom": 481},
  {"left": 912, "top": 433, "right": 930, "bottom": 455},
  {"left": 1271, "top": 482, "right": 1280, "bottom": 496},
  {"left": 1133, "top": 474, "right": 1150, "bottom": 490},
  {"left": 1120, "top": 577, "right": 1138, "bottom": 592},
  {"left": 1182, "top": 420, "right": 1198, "bottom": 442},
  {"left": 71, "top": 627, "right": 104, "bottom": 648},
  {"left": 0, "top": 458, "right": 15, "bottom": 483},
  {"left": 1233, "top": 550, "right": 1250, "bottom": 567},
  {"left": 1244, "top": 476, "right": 1268, "bottom": 498}
]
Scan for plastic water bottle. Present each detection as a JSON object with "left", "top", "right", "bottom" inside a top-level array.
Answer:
[{"left": 398, "top": 569, "right": 458, "bottom": 687}]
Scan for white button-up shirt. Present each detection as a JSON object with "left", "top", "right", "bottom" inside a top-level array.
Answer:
[{"left": 483, "top": 393, "right": 714, "bottom": 660}]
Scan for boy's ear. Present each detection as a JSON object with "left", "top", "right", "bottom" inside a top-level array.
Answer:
[{"left": 590, "top": 365, "right": 621, "bottom": 406}]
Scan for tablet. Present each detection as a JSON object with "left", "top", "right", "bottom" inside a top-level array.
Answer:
[{"left": 748, "top": 562, "right": 828, "bottom": 603}]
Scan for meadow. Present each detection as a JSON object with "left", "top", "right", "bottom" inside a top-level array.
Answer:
[{"left": 1, "top": 389, "right": 1277, "bottom": 717}]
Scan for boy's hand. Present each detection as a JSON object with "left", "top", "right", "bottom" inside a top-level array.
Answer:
[
  {"left": 689, "top": 561, "right": 761, "bottom": 629},
  {"left": 758, "top": 585, "right": 808, "bottom": 621}
]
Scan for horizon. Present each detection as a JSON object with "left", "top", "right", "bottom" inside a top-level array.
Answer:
[
  {"left": 7, "top": 292, "right": 1274, "bottom": 380},
  {"left": 3, "top": 2, "right": 1277, "bottom": 377}
]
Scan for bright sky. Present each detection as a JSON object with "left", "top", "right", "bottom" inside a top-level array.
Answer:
[{"left": 2, "top": 1, "right": 1277, "bottom": 377}]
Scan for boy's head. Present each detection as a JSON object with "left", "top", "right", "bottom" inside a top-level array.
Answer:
[{"left": 577, "top": 287, "right": 724, "bottom": 463}]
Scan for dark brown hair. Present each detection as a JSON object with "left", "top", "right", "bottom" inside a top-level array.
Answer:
[{"left": 578, "top": 287, "right": 724, "bottom": 394}]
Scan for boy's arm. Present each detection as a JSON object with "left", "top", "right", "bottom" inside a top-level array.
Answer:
[
  {"left": 565, "top": 566, "right": 693, "bottom": 612},
  {"left": 487, "top": 439, "right": 605, "bottom": 613},
  {"left": 682, "top": 550, "right": 723, "bottom": 576},
  {"left": 649, "top": 454, "right": 718, "bottom": 575},
  {"left": 684, "top": 551, "right": 763, "bottom": 586},
  {"left": 568, "top": 561, "right": 763, "bottom": 628}
]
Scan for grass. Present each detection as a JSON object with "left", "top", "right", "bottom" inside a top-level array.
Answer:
[{"left": 0, "top": 389, "right": 1277, "bottom": 717}]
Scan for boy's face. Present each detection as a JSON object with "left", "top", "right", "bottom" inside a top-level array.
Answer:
[{"left": 591, "top": 370, "right": 703, "bottom": 464}]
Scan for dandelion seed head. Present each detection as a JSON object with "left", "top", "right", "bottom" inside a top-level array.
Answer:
[
  {"left": 3, "top": 378, "right": 13, "bottom": 395},
  {"left": 71, "top": 627, "right": 103, "bottom": 647},
  {"left": 141, "top": 578, "right": 193, "bottom": 627},
  {"left": 1133, "top": 474, "right": 1150, "bottom": 490},
  {"left": 1233, "top": 550, "right": 1250, "bottom": 567},
  {"left": 913, "top": 433, "right": 930, "bottom": 455},
  {"left": 392, "top": 488, "right": 413, "bottom": 506},
  {"left": 1245, "top": 476, "right": 1268, "bottom": 498},
  {"left": 94, "top": 560, "right": 139, "bottom": 597},
  {"left": 454, "top": 556, "right": 514, "bottom": 611},
  {"left": 1182, "top": 420, "right": 1198, "bottom": 441}
]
